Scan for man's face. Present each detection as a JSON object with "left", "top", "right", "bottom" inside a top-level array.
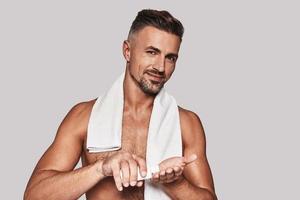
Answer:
[{"left": 123, "top": 26, "right": 181, "bottom": 95}]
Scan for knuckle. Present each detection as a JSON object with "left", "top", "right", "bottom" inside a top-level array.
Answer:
[
  {"left": 128, "top": 159, "right": 138, "bottom": 167},
  {"left": 123, "top": 152, "right": 131, "bottom": 157},
  {"left": 167, "top": 174, "right": 173, "bottom": 179},
  {"left": 111, "top": 159, "right": 119, "bottom": 166},
  {"left": 120, "top": 160, "right": 128, "bottom": 167},
  {"left": 113, "top": 169, "right": 120, "bottom": 176}
]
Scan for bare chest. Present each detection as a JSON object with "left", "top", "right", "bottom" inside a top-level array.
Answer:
[
  {"left": 83, "top": 112, "right": 151, "bottom": 165},
  {"left": 82, "top": 113, "right": 151, "bottom": 200}
]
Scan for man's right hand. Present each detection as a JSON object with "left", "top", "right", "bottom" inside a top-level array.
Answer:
[{"left": 100, "top": 152, "right": 147, "bottom": 191}]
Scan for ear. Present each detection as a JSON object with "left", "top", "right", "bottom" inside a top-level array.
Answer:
[{"left": 122, "top": 40, "right": 131, "bottom": 63}]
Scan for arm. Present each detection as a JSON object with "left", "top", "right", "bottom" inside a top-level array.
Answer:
[
  {"left": 24, "top": 101, "right": 106, "bottom": 200},
  {"left": 160, "top": 108, "right": 217, "bottom": 200}
]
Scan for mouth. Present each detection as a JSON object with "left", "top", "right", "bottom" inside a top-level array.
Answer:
[{"left": 146, "top": 72, "right": 164, "bottom": 82}]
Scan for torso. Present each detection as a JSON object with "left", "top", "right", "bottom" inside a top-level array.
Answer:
[{"left": 81, "top": 99, "right": 153, "bottom": 200}]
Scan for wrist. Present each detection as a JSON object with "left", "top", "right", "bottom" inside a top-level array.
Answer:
[
  {"left": 94, "top": 159, "right": 105, "bottom": 177},
  {"left": 160, "top": 175, "right": 187, "bottom": 198},
  {"left": 162, "top": 175, "right": 185, "bottom": 188}
]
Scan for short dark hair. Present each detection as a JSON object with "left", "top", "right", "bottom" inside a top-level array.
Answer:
[{"left": 128, "top": 9, "right": 184, "bottom": 41}]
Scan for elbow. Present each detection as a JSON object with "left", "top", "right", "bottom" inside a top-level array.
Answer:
[
  {"left": 23, "top": 189, "right": 32, "bottom": 200},
  {"left": 206, "top": 193, "right": 218, "bottom": 200},
  {"left": 24, "top": 188, "right": 37, "bottom": 200},
  {"left": 201, "top": 194, "right": 216, "bottom": 200},
  {"left": 24, "top": 187, "right": 44, "bottom": 200},
  {"left": 200, "top": 189, "right": 218, "bottom": 200}
]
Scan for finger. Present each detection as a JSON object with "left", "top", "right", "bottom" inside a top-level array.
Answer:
[
  {"left": 165, "top": 177, "right": 178, "bottom": 183},
  {"left": 136, "top": 180, "right": 143, "bottom": 187},
  {"left": 132, "top": 154, "right": 147, "bottom": 177},
  {"left": 120, "top": 160, "right": 130, "bottom": 187},
  {"left": 166, "top": 167, "right": 175, "bottom": 180},
  {"left": 174, "top": 166, "right": 183, "bottom": 176},
  {"left": 128, "top": 159, "right": 138, "bottom": 186},
  {"left": 153, "top": 172, "right": 159, "bottom": 179},
  {"left": 151, "top": 177, "right": 159, "bottom": 183},
  {"left": 151, "top": 172, "right": 159, "bottom": 183},
  {"left": 173, "top": 166, "right": 181, "bottom": 173},
  {"left": 184, "top": 154, "right": 198, "bottom": 164},
  {"left": 159, "top": 170, "right": 167, "bottom": 182},
  {"left": 112, "top": 162, "right": 123, "bottom": 191}
]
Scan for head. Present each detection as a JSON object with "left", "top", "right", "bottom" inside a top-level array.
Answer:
[{"left": 123, "top": 9, "right": 184, "bottom": 96}]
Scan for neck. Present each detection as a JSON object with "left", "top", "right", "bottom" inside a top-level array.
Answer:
[{"left": 123, "top": 68, "right": 155, "bottom": 113}]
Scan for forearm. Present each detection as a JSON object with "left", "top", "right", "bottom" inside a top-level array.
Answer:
[
  {"left": 24, "top": 161, "right": 105, "bottom": 200},
  {"left": 161, "top": 177, "right": 217, "bottom": 200}
]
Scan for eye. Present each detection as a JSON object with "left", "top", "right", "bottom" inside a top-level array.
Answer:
[
  {"left": 167, "top": 56, "right": 177, "bottom": 63},
  {"left": 147, "top": 50, "right": 157, "bottom": 55}
]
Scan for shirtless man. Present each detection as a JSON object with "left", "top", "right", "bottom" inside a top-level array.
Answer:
[{"left": 24, "top": 9, "right": 217, "bottom": 200}]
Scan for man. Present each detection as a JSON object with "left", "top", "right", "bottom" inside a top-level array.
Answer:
[{"left": 24, "top": 9, "right": 217, "bottom": 200}]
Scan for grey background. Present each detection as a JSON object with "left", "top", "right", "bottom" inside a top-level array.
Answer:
[{"left": 1, "top": 0, "right": 299, "bottom": 199}]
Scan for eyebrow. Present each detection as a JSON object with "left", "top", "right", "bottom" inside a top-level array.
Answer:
[
  {"left": 146, "top": 46, "right": 161, "bottom": 53},
  {"left": 145, "top": 46, "right": 178, "bottom": 58}
]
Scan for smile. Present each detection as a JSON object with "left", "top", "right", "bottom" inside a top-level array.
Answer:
[{"left": 146, "top": 72, "right": 164, "bottom": 82}]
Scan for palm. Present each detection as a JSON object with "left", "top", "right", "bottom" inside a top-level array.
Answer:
[
  {"left": 159, "top": 154, "right": 197, "bottom": 171},
  {"left": 159, "top": 156, "right": 185, "bottom": 171}
]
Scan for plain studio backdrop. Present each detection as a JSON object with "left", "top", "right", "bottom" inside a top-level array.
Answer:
[{"left": 0, "top": 1, "right": 299, "bottom": 199}]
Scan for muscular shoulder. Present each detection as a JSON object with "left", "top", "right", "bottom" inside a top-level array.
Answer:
[
  {"left": 178, "top": 106, "right": 203, "bottom": 132},
  {"left": 31, "top": 99, "right": 98, "bottom": 172},
  {"left": 56, "top": 98, "right": 97, "bottom": 141},
  {"left": 178, "top": 106, "right": 206, "bottom": 150}
]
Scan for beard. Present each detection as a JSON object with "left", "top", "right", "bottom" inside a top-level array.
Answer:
[{"left": 139, "top": 75, "right": 165, "bottom": 96}]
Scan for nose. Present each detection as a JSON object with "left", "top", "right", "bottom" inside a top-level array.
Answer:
[{"left": 153, "top": 56, "right": 165, "bottom": 72}]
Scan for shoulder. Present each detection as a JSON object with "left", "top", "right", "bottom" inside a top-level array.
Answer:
[
  {"left": 66, "top": 98, "right": 97, "bottom": 121},
  {"left": 56, "top": 98, "right": 97, "bottom": 141},
  {"left": 178, "top": 106, "right": 206, "bottom": 149},
  {"left": 178, "top": 106, "right": 203, "bottom": 131}
]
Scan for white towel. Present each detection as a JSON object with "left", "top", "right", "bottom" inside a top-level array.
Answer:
[{"left": 87, "top": 71, "right": 182, "bottom": 200}]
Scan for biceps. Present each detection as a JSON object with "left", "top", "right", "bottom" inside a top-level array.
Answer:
[{"left": 34, "top": 133, "right": 83, "bottom": 172}]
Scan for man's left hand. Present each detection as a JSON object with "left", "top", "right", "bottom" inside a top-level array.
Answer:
[{"left": 151, "top": 154, "right": 197, "bottom": 184}]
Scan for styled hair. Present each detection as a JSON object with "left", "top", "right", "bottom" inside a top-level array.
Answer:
[{"left": 128, "top": 9, "right": 184, "bottom": 41}]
